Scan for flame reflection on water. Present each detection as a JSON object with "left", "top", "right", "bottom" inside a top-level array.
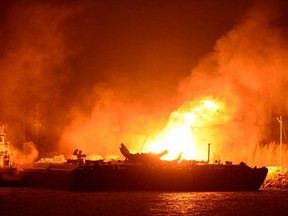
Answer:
[
  {"left": 2, "top": 188, "right": 288, "bottom": 216},
  {"left": 150, "top": 192, "right": 229, "bottom": 215}
]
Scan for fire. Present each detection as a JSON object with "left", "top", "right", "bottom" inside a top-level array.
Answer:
[{"left": 146, "top": 96, "right": 230, "bottom": 161}]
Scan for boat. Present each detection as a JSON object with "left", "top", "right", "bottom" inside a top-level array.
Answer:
[
  {"left": 0, "top": 125, "right": 22, "bottom": 187},
  {"left": 21, "top": 143, "right": 268, "bottom": 191}
]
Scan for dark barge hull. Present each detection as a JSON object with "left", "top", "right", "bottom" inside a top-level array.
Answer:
[
  {"left": 21, "top": 163, "right": 77, "bottom": 190},
  {"left": 0, "top": 167, "right": 23, "bottom": 187},
  {"left": 21, "top": 163, "right": 268, "bottom": 191}
]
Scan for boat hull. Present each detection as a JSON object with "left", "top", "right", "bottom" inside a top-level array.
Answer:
[
  {"left": 70, "top": 164, "right": 268, "bottom": 191},
  {"left": 21, "top": 163, "right": 77, "bottom": 190},
  {"left": 0, "top": 167, "right": 23, "bottom": 187},
  {"left": 21, "top": 162, "right": 268, "bottom": 191}
]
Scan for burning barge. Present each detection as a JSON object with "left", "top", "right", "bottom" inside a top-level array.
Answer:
[{"left": 20, "top": 143, "right": 268, "bottom": 191}]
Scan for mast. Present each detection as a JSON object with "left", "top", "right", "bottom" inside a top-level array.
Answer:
[
  {"left": 207, "top": 143, "right": 211, "bottom": 164},
  {"left": 34, "top": 103, "right": 41, "bottom": 146}
]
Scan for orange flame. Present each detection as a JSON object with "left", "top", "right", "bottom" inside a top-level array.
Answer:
[{"left": 146, "top": 96, "right": 231, "bottom": 161}]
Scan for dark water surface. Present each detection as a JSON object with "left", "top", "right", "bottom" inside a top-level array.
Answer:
[{"left": 1, "top": 188, "right": 288, "bottom": 216}]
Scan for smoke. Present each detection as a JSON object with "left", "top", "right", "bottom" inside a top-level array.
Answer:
[
  {"left": 0, "top": 1, "right": 84, "bottom": 154},
  {"left": 2, "top": 0, "right": 288, "bottom": 166},
  {"left": 59, "top": 86, "right": 170, "bottom": 157},
  {"left": 0, "top": 2, "right": 68, "bottom": 112},
  {"left": 1, "top": 0, "right": 189, "bottom": 157},
  {"left": 9, "top": 141, "right": 39, "bottom": 168},
  {"left": 178, "top": 1, "right": 288, "bottom": 165},
  {"left": 60, "top": 1, "right": 288, "bottom": 165}
]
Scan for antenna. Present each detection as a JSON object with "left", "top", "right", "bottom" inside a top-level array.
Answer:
[
  {"left": 277, "top": 115, "right": 283, "bottom": 166},
  {"left": 141, "top": 134, "right": 149, "bottom": 152},
  {"left": 207, "top": 143, "right": 211, "bottom": 163}
]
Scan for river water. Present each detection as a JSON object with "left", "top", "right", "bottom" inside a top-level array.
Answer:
[{"left": 1, "top": 188, "right": 288, "bottom": 216}]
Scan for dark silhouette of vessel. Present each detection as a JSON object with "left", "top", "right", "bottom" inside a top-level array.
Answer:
[
  {"left": 21, "top": 143, "right": 268, "bottom": 191},
  {"left": 0, "top": 125, "right": 22, "bottom": 187}
]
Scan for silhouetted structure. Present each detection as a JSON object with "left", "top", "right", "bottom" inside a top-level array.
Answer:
[{"left": 20, "top": 144, "right": 268, "bottom": 191}]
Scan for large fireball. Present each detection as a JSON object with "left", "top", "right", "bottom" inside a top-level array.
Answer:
[{"left": 147, "top": 96, "right": 231, "bottom": 161}]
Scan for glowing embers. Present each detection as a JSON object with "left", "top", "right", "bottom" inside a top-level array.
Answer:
[{"left": 147, "top": 96, "right": 230, "bottom": 161}]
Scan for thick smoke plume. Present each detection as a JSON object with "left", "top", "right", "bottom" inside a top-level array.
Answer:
[
  {"left": 60, "top": 1, "right": 288, "bottom": 166},
  {"left": 59, "top": 86, "right": 171, "bottom": 158},
  {"left": 1, "top": 1, "right": 288, "bottom": 166},
  {"left": 9, "top": 142, "right": 39, "bottom": 168},
  {"left": 0, "top": 1, "right": 75, "bottom": 150},
  {"left": 178, "top": 1, "right": 288, "bottom": 165}
]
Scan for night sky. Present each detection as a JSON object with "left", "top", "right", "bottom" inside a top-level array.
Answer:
[{"left": 1, "top": 0, "right": 288, "bottom": 161}]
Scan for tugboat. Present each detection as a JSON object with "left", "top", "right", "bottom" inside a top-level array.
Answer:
[
  {"left": 21, "top": 143, "right": 268, "bottom": 191},
  {"left": 0, "top": 124, "right": 22, "bottom": 187}
]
